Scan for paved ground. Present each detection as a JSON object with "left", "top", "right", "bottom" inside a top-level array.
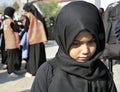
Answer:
[
  {"left": 0, "top": 41, "right": 58, "bottom": 92},
  {"left": 0, "top": 41, "right": 120, "bottom": 92}
]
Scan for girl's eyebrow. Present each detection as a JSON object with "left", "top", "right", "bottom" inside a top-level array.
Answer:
[{"left": 75, "top": 37, "right": 95, "bottom": 41}]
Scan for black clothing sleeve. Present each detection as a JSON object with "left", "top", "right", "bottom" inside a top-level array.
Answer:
[
  {"left": 24, "top": 16, "right": 30, "bottom": 32},
  {"left": 31, "top": 62, "right": 52, "bottom": 92},
  {"left": 0, "top": 29, "right": 3, "bottom": 34},
  {"left": 10, "top": 22, "right": 20, "bottom": 32}
]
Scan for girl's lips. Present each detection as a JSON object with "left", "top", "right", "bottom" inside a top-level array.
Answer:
[{"left": 77, "top": 57, "right": 89, "bottom": 61}]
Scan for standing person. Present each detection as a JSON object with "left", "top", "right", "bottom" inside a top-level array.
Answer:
[
  {"left": 19, "top": 15, "right": 29, "bottom": 69},
  {"left": 3, "top": 7, "right": 21, "bottom": 76},
  {"left": 31, "top": 1, "right": 117, "bottom": 92},
  {"left": 99, "top": 7, "right": 105, "bottom": 20},
  {"left": 23, "top": 2, "right": 47, "bottom": 77},
  {"left": 0, "top": 14, "right": 7, "bottom": 70}
]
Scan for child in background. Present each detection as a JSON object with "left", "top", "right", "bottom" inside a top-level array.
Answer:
[
  {"left": 3, "top": 7, "right": 21, "bottom": 76},
  {"left": 23, "top": 2, "right": 47, "bottom": 77}
]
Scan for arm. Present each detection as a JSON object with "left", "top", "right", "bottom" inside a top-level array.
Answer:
[
  {"left": 10, "top": 22, "right": 20, "bottom": 33},
  {"left": 31, "top": 62, "right": 53, "bottom": 92},
  {"left": 24, "top": 16, "right": 30, "bottom": 32}
]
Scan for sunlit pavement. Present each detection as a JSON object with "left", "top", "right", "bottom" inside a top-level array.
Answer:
[{"left": 0, "top": 40, "right": 58, "bottom": 92}]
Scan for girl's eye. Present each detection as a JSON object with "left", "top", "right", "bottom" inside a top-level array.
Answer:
[
  {"left": 72, "top": 41, "right": 81, "bottom": 47},
  {"left": 88, "top": 39, "right": 96, "bottom": 45},
  {"left": 72, "top": 39, "right": 96, "bottom": 47}
]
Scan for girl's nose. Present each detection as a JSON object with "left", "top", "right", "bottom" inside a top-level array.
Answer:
[{"left": 81, "top": 44, "right": 89, "bottom": 54}]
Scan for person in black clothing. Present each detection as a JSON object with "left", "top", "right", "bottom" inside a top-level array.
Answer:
[
  {"left": 31, "top": 1, "right": 117, "bottom": 92},
  {"left": 3, "top": 7, "right": 21, "bottom": 76},
  {"left": 0, "top": 14, "right": 7, "bottom": 70},
  {"left": 23, "top": 3, "right": 47, "bottom": 77}
]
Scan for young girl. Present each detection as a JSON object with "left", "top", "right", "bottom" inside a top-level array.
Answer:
[
  {"left": 31, "top": 1, "right": 117, "bottom": 92},
  {"left": 3, "top": 7, "right": 21, "bottom": 76},
  {"left": 22, "top": 3, "right": 47, "bottom": 77}
]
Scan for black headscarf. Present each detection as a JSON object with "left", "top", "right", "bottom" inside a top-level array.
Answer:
[
  {"left": 48, "top": 1, "right": 117, "bottom": 92},
  {"left": 4, "top": 7, "right": 15, "bottom": 18},
  {"left": 23, "top": 2, "right": 43, "bottom": 22}
]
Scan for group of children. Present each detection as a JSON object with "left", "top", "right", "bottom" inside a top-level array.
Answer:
[{"left": 0, "top": 2, "right": 47, "bottom": 77}]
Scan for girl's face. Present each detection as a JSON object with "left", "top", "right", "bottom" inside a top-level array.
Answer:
[{"left": 69, "top": 31, "right": 96, "bottom": 62}]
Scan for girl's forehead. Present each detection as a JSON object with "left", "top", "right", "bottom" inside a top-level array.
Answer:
[
  {"left": 80, "top": 31, "right": 90, "bottom": 34},
  {"left": 75, "top": 31, "right": 94, "bottom": 40},
  {"left": 78, "top": 31, "right": 93, "bottom": 36}
]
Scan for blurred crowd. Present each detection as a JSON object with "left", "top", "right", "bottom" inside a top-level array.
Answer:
[{"left": 0, "top": 2, "right": 48, "bottom": 77}]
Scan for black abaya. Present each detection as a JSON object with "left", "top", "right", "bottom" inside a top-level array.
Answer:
[{"left": 31, "top": 1, "right": 117, "bottom": 92}]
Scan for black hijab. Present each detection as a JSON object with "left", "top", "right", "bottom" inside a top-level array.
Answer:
[
  {"left": 4, "top": 7, "right": 15, "bottom": 19},
  {"left": 23, "top": 2, "right": 43, "bottom": 22},
  {"left": 48, "top": 1, "right": 117, "bottom": 92}
]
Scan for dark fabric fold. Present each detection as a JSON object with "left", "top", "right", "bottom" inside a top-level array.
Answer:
[
  {"left": 48, "top": 1, "right": 117, "bottom": 92},
  {"left": 31, "top": 1, "right": 117, "bottom": 92},
  {"left": 55, "top": 49, "right": 108, "bottom": 80}
]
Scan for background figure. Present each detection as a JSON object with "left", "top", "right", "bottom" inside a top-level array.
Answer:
[
  {"left": 3, "top": 7, "right": 21, "bottom": 76},
  {"left": 19, "top": 15, "right": 29, "bottom": 69},
  {"left": 31, "top": 1, "right": 117, "bottom": 92},
  {"left": 49, "top": 17, "right": 55, "bottom": 40},
  {"left": 114, "top": 16, "right": 120, "bottom": 64},
  {"left": 102, "top": 1, "right": 120, "bottom": 74},
  {"left": 99, "top": 7, "right": 104, "bottom": 19},
  {"left": 115, "top": 17, "right": 120, "bottom": 43},
  {"left": 23, "top": 2, "right": 47, "bottom": 77},
  {"left": 0, "top": 15, "right": 7, "bottom": 70}
]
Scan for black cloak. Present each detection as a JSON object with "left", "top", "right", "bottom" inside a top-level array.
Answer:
[{"left": 31, "top": 1, "right": 117, "bottom": 92}]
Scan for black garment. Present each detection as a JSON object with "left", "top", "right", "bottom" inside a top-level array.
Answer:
[
  {"left": 23, "top": 3, "right": 47, "bottom": 76},
  {"left": 31, "top": 1, "right": 117, "bottom": 92},
  {"left": 23, "top": 3, "right": 44, "bottom": 22},
  {"left": 23, "top": 3, "right": 48, "bottom": 38},
  {"left": 31, "top": 60, "right": 117, "bottom": 92},
  {"left": 4, "top": 7, "right": 15, "bottom": 18},
  {"left": 10, "top": 22, "right": 20, "bottom": 33},
  {"left": 7, "top": 48, "right": 21, "bottom": 74},
  {"left": 103, "top": 1, "right": 120, "bottom": 44},
  {"left": 27, "top": 43, "right": 46, "bottom": 75},
  {"left": 1, "top": 34, "right": 7, "bottom": 64},
  {"left": 24, "top": 16, "right": 30, "bottom": 32}
]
